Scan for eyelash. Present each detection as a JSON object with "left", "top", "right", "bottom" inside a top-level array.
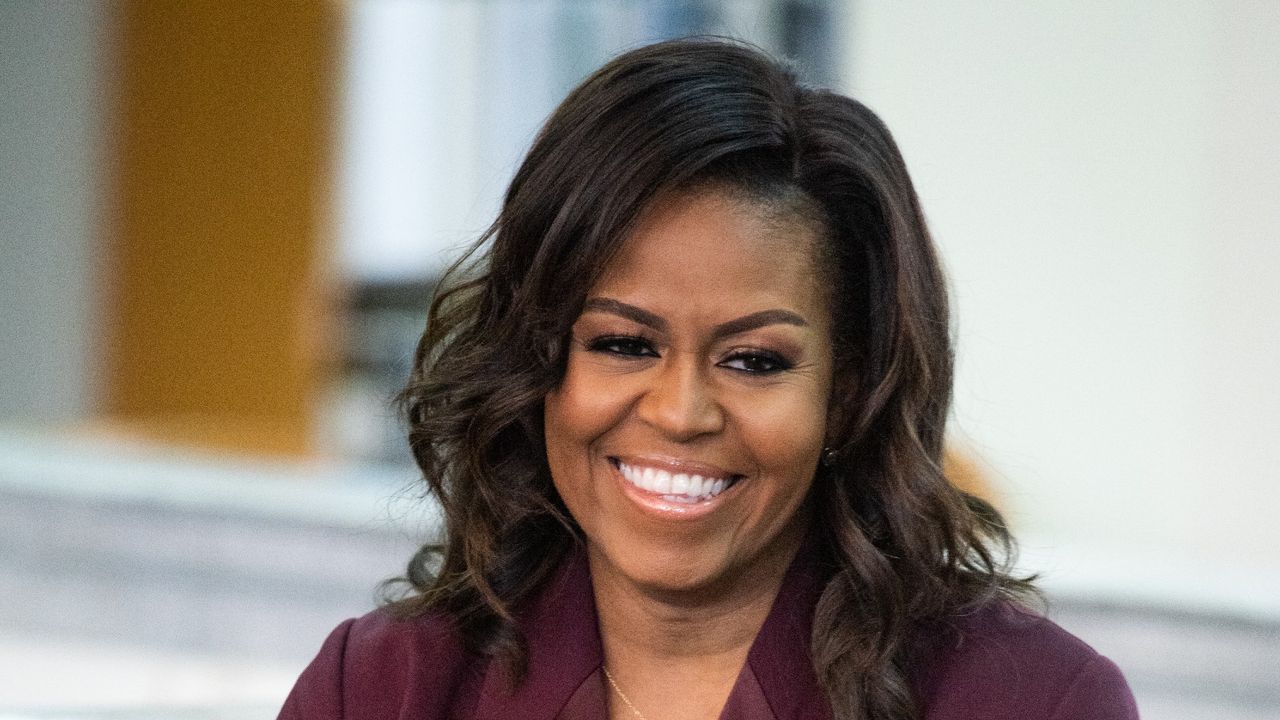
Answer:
[
  {"left": 721, "top": 349, "right": 793, "bottom": 374},
  {"left": 584, "top": 335, "right": 794, "bottom": 375},
  {"left": 586, "top": 334, "right": 657, "bottom": 358}
]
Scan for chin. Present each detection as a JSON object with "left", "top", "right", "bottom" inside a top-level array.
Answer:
[
  {"left": 594, "top": 531, "right": 748, "bottom": 598},
  {"left": 621, "top": 562, "right": 724, "bottom": 599}
]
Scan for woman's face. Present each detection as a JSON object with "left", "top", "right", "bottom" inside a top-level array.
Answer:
[{"left": 544, "top": 188, "right": 834, "bottom": 597}]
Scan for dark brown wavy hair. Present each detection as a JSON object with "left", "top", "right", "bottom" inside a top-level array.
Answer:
[{"left": 395, "top": 38, "right": 1035, "bottom": 720}]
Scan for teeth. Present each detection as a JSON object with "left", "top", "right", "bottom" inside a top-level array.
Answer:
[
  {"left": 686, "top": 475, "right": 703, "bottom": 498},
  {"left": 617, "top": 462, "right": 732, "bottom": 502}
]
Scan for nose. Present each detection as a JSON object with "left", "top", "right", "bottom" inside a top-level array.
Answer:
[{"left": 636, "top": 352, "right": 725, "bottom": 440}]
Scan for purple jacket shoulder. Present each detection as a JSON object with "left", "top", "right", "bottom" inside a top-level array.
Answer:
[
  {"left": 916, "top": 602, "right": 1139, "bottom": 720},
  {"left": 278, "top": 609, "right": 480, "bottom": 720}
]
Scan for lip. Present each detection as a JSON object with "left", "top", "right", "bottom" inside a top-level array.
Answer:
[{"left": 608, "top": 455, "right": 742, "bottom": 520}]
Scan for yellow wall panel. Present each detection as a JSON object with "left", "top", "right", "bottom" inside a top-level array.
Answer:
[{"left": 105, "top": 2, "right": 340, "bottom": 456}]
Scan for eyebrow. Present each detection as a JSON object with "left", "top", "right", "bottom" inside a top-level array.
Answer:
[{"left": 581, "top": 297, "right": 809, "bottom": 338}]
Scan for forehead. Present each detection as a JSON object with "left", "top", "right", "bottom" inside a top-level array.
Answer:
[{"left": 591, "top": 188, "right": 829, "bottom": 324}]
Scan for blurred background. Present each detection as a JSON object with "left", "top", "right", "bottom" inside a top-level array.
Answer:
[{"left": 2, "top": 1, "right": 1277, "bottom": 718}]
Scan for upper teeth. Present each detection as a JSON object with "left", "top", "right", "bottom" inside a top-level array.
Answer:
[{"left": 617, "top": 461, "right": 730, "bottom": 502}]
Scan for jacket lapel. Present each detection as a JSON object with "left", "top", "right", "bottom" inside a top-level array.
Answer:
[
  {"left": 471, "top": 549, "right": 603, "bottom": 720},
  {"left": 742, "top": 541, "right": 833, "bottom": 720}
]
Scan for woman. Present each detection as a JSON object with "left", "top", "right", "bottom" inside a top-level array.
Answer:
[{"left": 281, "top": 39, "right": 1138, "bottom": 720}]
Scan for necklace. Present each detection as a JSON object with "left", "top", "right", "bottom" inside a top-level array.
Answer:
[{"left": 602, "top": 665, "right": 649, "bottom": 720}]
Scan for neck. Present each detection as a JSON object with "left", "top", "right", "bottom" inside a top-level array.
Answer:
[
  {"left": 592, "top": 554, "right": 791, "bottom": 660},
  {"left": 588, "top": 520, "right": 807, "bottom": 720}
]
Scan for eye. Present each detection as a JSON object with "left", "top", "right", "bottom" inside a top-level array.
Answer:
[
  {"left": 586, "top": 335, "right": 658, "bottom": 358},
  {"left": 719, "top": 350, "right": 792, "bottom": 374}
]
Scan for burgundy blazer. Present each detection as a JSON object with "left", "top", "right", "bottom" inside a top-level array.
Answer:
[{"left": 280, "top": 548, "right": 1138, "bottom": 720}]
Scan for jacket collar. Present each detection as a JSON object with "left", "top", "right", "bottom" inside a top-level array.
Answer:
[
  {"left": 744, "top": 542, "right": 832, "bottom": 720},
  {"left": 472, "top": 549, "right": 602, "bottom": 720}
]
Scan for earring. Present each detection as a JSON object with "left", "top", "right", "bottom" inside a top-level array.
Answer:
[{"left": 820, "top": 447, "right": 837, "bottom": 467}]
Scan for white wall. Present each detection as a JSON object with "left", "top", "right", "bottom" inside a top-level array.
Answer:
[
  {"left": 844, "top": 2, "right": 1280, "bottom": 616},
  {"left": 0, "top": 2, "right": 106, "bottom": 422},
  {"left": 339, "top": 1, "right": 502, "bottom": 282},
  {"left": 338, "top": 0, "right": 633, "bottom": 282}
]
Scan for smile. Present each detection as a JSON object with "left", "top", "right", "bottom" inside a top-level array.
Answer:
[{"left": 614, "top": 459, "right": 738, "bottom": 504}]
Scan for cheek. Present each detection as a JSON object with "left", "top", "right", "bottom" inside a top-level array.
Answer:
[
  {"left": 731, "top": 386, "right": 828, "bottom": 479},
  {"left": 543, "top": 361, "right": 632, "bottom": 483}
]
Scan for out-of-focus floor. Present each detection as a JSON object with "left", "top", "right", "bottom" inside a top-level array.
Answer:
[
  {"left": 0, "top": 427, "right": 424, "bottom": 719},
  {"left": 1, "top": 427, "right": 1277, "bottom": 720}
]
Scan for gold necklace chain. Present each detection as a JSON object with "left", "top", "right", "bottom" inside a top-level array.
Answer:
[{"left": 602, "top": 665, "right": 649, "bottom": 720}]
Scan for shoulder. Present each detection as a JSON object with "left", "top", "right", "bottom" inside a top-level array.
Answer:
[
  {"left": 913, "top": 601, "right": 1139, "bottom": 720},
  {"left": 278, "top": 607, "right": 480, "bottom": 720}
]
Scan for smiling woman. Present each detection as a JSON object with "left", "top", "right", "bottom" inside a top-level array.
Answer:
[
  {"left": 280, "top": 39, "right": 1138, "bottom": 720},
  {"left": 547, "top": 188, "right": 832, "bottom": 595}
]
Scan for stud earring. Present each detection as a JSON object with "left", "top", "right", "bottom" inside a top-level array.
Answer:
[{"left": 820, "top": 447, "right": 838, "bottom": 467}]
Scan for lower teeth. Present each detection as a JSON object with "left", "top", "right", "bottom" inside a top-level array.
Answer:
[{"left": 663, "top": 494, "right": 708, "bottom": 504}]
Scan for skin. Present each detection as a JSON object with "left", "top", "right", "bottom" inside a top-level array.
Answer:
[{"left": 544, "top": 187, "right": 835, "bottom": 720}]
